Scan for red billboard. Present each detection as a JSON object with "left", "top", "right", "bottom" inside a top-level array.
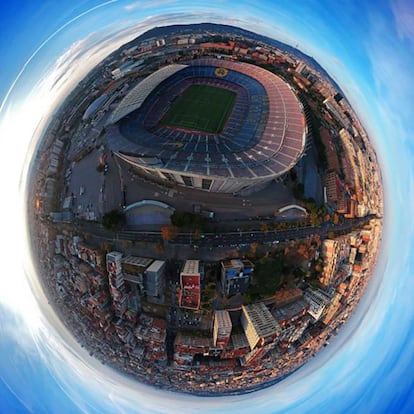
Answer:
[{"left": 179, "top": 274, "right": 200, "bottom": 310}]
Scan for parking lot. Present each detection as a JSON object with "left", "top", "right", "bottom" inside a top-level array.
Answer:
[
  {"left": 63, "top": 133, "right": 300, "bottom": 227},
  {"left": 66, "top": 147, "right": 123, "bottom": 220},
  {"left": 117, "top": 158, "right": 297, "bottom": 222}
]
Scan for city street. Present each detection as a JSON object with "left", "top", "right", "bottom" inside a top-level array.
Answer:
[
  {"left": 115, "top": 156, "right": 298, "bottom": 219},
  {"left": 69, "top": 150, "right": 104, "bottom": 220},
  {"left": 68, "top": 137, "right": 299, "bottom": 222},
  {"left": 66, "top": 212, "right": 376, "bottom": 254}
]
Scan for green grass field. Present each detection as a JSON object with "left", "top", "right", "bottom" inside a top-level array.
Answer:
[{"left": 160, "top": 84, "right": 236, "bottom": 134}]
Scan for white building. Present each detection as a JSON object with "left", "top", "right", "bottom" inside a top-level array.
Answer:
[
  {"left": 303, "top": 288, "right": 332, "bottom": 321},
  {"left": 213, "top": 310, "right": 232, "bottom": 347},
  {"left": 144, "top": 260, "right": 166, "bottom": 298},
  {"left": 241, "top": 303, "right": 280, "bottom": 350}
]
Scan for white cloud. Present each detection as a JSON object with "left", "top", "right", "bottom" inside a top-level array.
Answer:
[
  {"left": 3, "top": 3, "right": 414, "bottom": 413},
  {"left": 391, "top": 0, "right": 414, "bottom": 45},
  {"left": 125, "top": 0, "right": 178, "bottom": 11}
]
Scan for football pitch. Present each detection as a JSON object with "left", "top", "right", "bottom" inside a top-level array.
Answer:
[{"left": 160, "top": 84, "right": 236, "bottom": 134}]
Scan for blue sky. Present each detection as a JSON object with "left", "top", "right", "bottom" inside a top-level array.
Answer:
[{"left": 0, "top": 1, "right": 414, "bottom": 413}]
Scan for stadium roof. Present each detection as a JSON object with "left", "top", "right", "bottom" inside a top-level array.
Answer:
[
  {"left": 108, "top": 64, "right": 187, "bottom": 124},
  {"left": 107, "top": 59, "right": 307, "bottom": 179},
  {"left": 82, "top": 94, "right": 108, "bottom": 120}
]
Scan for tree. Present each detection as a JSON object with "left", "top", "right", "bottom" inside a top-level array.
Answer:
[
  {"left": 155, "top": 242, "right": 165, "bottom": 253},
  {"left": 309, "top": 211, "right": 319, "bottom": 227},
  {"left": 100, "top": 241, "right": 112, "bottom": 253},
  {"left": 260, "top": 223, "right": 269, "bottom": 234},
  {"left": 193, "top": 228, "right": 201, "bottom": 240},
  {"left": 249, "top": 242, "right": 259, "bottom": 257},
  {"left": 121, "top": 240, "right": 132, "bottom": 250},
  {"left": 102, "top": 209, "right": 124, "bottom": 231},
  {"left": 161, "top": 225, "right": 178, "bottom": 241},
  {"left": 292, "top": 182, "right": 305, "bottom": 199}
]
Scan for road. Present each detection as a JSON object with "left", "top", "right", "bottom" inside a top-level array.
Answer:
[{"left": 65, "top": 214, "right": 378, "bottom": 249}]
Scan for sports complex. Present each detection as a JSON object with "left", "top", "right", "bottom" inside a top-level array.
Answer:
[{"left": 106, "top": 58, "right": 308, "bottom": 194}]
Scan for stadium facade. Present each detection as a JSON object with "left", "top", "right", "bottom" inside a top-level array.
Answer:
[{"left": 106, "top": 59, "right": 307, "bottom": 194}]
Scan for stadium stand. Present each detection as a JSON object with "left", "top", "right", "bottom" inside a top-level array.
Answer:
[
  {"left": 108, "top": 64, "right": 187, "bottom": 124},
  {"left": 106, "top": 59, "right": 307, "bottom": 194}
]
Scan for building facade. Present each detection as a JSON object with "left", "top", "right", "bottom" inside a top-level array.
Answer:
[
  {"left": 303, "top": 288, "right": 333, "bottom": 321},
  {"left": 121, "top": 255, "right": 153, "bottom": 293},
  {"left": 241, "top": 303, "right": 280, "bottom": 350},
  {"left": 221, "top": 259, "right": 254, "bottom": 296},
  {"left": 106, "top": 251, "right": 128, "bottom": 317},
  {"left": 213, "top": 310, "right": 232, "bottom": 347},
  {"left": 144, "top": 260, "right": 166, "bottom": 298},
  {"left": 179, "top": 260, "right": 201, "bottom": 310},
  {"left": 107, "top": 59, "right": 307, "bottom": 194}
]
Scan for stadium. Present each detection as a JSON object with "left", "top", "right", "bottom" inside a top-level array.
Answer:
[{"left": 106, "top": 58, "right": 307, "bottom": 194}]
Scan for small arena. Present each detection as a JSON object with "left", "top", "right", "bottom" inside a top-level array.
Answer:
[{"left": 107, "top": 58, "right": 307, "bottom": 194}]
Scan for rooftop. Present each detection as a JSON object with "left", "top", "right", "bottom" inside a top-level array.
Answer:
[
  {"left": 122, "top": 255, "right": 153, "bottom": 268},
  {"left": 145, "top": 260, "right": 165, "bottom": 273},
  {"left": 242, "top": 303, "right": 280, "bottom": 338},
  {"left": 107, "top": 59, "right": 306, "bottom": 179},
  {"left": 182, "top": 260, "right": 200, "bottom": 275},
  {"left": 214, "top": 310, "right": 232, "bottom": 328}
]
